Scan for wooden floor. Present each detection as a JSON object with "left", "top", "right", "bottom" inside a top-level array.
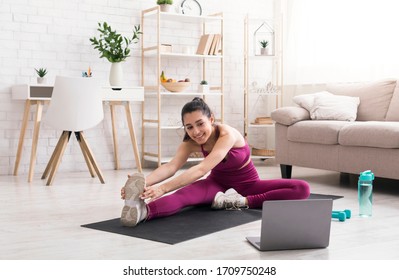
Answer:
[{"left": 1, "top": 159, "right": 399, "bottom": 260}]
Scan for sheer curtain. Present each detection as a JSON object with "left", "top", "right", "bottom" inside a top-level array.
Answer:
[{"left": 284, "top": 0, "right": 399, "bottom": 85}]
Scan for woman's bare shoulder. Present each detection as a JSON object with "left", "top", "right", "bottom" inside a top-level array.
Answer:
[
  {"left": 217, "top": 123, "right": 241, "bottom": 136},
  {"left": 217, "top": 124, "right": 245, "bottom": 145}
]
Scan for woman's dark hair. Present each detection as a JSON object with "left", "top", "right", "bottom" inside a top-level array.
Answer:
[{"left": 181, "top": 97, "right": 213, "bottom": 141}]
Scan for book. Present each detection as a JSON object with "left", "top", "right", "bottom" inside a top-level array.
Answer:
[
  {"left": 214, "top": 34, "right": 222, "bottom": 55},
  {"left": 196, "top": 34, "right": 214, "bottom": 55},
  {"left": 208, "top": 34, "right": 219, "bottom": 55}
]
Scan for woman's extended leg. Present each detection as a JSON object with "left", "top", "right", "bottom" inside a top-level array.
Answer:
[
  {"left": 146, "top": 177, "right": 224, "bottom": 220},
  {"left": 235, "top": 179, "right": 310, "bottom": 208}
]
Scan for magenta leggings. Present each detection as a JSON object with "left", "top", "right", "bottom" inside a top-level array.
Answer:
[{"left": 146, "top": 163, "right": 310, "bottom": 220}]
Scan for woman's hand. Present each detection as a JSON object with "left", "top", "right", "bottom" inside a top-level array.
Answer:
[{"left": 140, "top": 185, "right": 166, "bottom": 202}]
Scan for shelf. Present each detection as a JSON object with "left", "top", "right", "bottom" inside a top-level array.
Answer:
[
  {"left": 144, "top": 91, "right": 222, "bottom": 96},
  {"left": 250, "top": 155, "right": 275, "bottom": 160},
  {"left": 143, "top": 9, "right": 223, "bottom": 24},
  {"left": 248, "top": 54, "right": 278, "bottom": 59},
  {"left": 244, "top": 14, "right": 283, "bottom": 159},
  {"left": 144, "top": 123, "right": 182, "bottom": 130},
  {"left": 143, "top": 51, "right": 222, "bottom": 60},
  {"left": 144, "top": 155, "right": 203, "bottom": 163},
  {"left": 142, "top": 7, "right": 224, "bottom": 167},
  {"left": 248, "top": 91, "right": 280, "bottom": 96},
  {"left": 249, "top": 123, "right": 275, "bottom": 128}
]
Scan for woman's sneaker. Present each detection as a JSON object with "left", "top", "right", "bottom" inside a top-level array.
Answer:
[
  {"left": 211, "top": 188, "right": 248, "bottom": 210},
  {"left": 120, "top": 173, "right": 147, "bottom": 227}
]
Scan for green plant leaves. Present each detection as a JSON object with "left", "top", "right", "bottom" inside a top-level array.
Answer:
[
  {"left": 89, "top": 21, "right": 142, "bottom": 63},
  {"left": 35, "top": 68, "right": 47, "bottom": 77}
]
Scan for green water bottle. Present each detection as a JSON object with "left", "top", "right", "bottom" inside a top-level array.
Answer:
[{"left": 358, "top": 170, "right": 374, "bottom": 217}]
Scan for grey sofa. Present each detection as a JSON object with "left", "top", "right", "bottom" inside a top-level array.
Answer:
[{"left": 271, "top": 79, "right": 399, "bottom": 180}]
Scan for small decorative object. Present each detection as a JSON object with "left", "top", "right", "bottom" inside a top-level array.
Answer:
[
  {"left": 35, "top": 68, "right": 47, "bottom": 84},
  {"left": 160, "top": 44, "right": 173, "bottom": 53},
  {"left": 157, "top": 0, "right": 174, "bottom": 13},
  {"left": 250, "top": 81, "right": 277, "bottom": 94},
  {"left": 89, "top": 22, "right": 141, "bottom": 87},
  {"left": 181, "top": 0, "right": 202, "bottom": 16},
  {"left": 182, "top": 46, "right": 194, "bottom": 54},
  {"left": 198, "top": 80, "right": 209, "bottom": 93},
  {"left": 253, "top": 20, "right": 275, "bottom": 56},
  {"left": 82, "top": 66, "right": 92, "bottom": 77},
  {"left": 259, "top": 40, "right": 269, "bottom": 55}
]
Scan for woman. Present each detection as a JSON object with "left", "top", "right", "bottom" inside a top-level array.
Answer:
[{"left": 120, "top": 97, "right": 310, "bottom": 227}]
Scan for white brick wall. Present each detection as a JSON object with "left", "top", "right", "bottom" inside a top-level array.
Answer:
[{"left": 0, "top": 0, "right": 276, "bottom": 176}]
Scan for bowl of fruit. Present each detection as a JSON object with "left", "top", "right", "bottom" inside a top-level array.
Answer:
[{"left": 160, "top": 71, "right": 191, "bottom": 92}]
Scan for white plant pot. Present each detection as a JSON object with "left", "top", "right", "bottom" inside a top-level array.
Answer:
[
  {"left": 109, "top": 62, "right": 124, "bottom": 87},
  {"left": 37, "top": 77, "right": 46, "bottom": 84},
  {"left": 260, "top": 48, "right": 269, "bottom": 55},
  {"left": 198, "top": 85, "right": 209, "bottom": 93},
  {"left": 159, "top": 4, "right": 173, "bottom": 13}
]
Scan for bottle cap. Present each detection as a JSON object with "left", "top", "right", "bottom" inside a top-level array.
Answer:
[{"left": 359, "top": 170, "right": 374, "bottom": 181}]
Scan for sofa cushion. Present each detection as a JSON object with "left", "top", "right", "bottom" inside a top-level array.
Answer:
[
  {"left": 292, "top": 91, "right": 332, "bottom": 111},
  {"left": 287, "top": 120, "right": 350, "bottom": 145},
  {"left": 385, "top": 83, "right": 399, "bottom": 121},
  {"left": 271, "top": 106, "right": 310, "bottom": 126},
  {"left": 338, "top": 121, "right": 399, "bottom": 148},
  {"left": 310, "top": 94, "right": 360, "bottom": 121},
  {"left": 326, "top": 79, "right": 397, "bottom": 121}
]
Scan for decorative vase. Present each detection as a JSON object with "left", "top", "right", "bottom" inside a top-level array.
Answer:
[
  {"left": 159, "top": 4, "right": 173, "bottom": 12},
  {"left": 37, "top": 77, "right": 46, "bottom": 84},
  {"left": 109, "top": 62, "right": 123, "bottom": 87}
]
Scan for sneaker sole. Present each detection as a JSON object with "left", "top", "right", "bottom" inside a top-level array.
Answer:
[
  {"left": 121, "top": 173, "right": 145, "bottom": 227},
  {"left": 211, "top": 191, "right": 225, "bottom": 209}
]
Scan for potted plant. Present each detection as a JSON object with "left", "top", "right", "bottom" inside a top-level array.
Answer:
[
  {"left": 259, "top": 40, "right": 269, "bottom": 55},
  {"left": 89, "top": 22, "right": 141, "bottom": 86},
  {"left": 157, "top": 0, "right": 174, "bottom": 13},
  {"left": 35, "top": 68, "right": 47, "bottom": 84},
  {"left": 198, "top": 80, "right": 209, "bottom": 93}
]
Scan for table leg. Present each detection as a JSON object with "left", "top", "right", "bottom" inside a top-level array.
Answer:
[
  {"left": 110, "top": 104, "right": 120, "bottom": 170},
  {"left": 28, "top": 100, "right": 43, "bottom": 182},
  {"left": 14, "top": 100, "right": 31, "bottom": 176},
  {"left": 124, "top": 102, "right": 142, "bottom": 173}
]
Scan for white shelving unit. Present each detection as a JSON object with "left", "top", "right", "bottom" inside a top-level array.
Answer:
[
  {"left": 244, "top": 14, "right": 283, "bottom": 159},
  {"left": 141, "top": 6, "right": 224, "bottom": 166}
]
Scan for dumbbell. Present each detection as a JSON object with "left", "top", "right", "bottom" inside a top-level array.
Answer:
[
  {"left": 333, "top": 209, "right": 351, "bottom": 219},
  {"left": 331, "top": 209, "right": 352, "bottom": 222},
  {"left": 332, "top": 211, "right": 346, "bottom": 222}
]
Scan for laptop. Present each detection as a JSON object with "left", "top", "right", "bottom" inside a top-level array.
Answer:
[{"left": 246, "top": 199, "right": 333, "bottom": 251}]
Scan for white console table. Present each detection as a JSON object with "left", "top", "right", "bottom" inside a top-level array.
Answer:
[{"left": 12, "top": 84, "right": 144, "bottom": 182}]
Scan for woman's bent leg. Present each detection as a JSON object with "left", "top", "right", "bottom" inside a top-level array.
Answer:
[
  {"left": 146, "top": 177, "right": 224, "bottom": 220},
  {"left": 236, "top": 179, "right": 310, "bottom": 208}
]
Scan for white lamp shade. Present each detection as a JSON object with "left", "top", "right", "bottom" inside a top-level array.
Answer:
[{"left": 44, "top": 76, "right": 104, "bottom": 132}]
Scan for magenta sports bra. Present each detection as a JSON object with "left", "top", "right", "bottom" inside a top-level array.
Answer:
[{"left": 200, "top": 126, "right": 251, "bottom": 171}]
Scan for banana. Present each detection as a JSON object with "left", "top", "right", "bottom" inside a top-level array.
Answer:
[{"left": 160, "top": 71, "right": 167, "bottom": 83}]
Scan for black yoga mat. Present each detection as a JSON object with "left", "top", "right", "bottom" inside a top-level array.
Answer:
[
  {"left": 82, "top": 205, "right": 262, "bottom": 245},
  {"left": 81, "top": 193, "right": 342, "bottom": 245}
]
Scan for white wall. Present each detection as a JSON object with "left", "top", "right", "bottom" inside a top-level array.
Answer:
[{"left": 0, "top": 0, "right": 275, "bottom": 176}]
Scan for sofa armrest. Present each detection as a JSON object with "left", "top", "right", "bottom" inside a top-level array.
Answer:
[{"left": 271, "top": 106, "right": 310, "bottom": 126}]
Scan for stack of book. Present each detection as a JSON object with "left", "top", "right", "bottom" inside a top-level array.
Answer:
[
  {"left": 196, "top": 33, "right": 222, "bottom": 55},
  {"left": 251, "top": 116, "right": 274, "bottom": 125}
]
